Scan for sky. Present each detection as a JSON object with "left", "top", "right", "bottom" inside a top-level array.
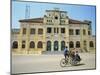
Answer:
[{"left": 12, "top": 1, "right": 96, "bottom": 35}]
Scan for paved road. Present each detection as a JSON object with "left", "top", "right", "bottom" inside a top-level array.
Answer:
[{"left": 12, "top": 53, "right": 96, "bottom": 74}]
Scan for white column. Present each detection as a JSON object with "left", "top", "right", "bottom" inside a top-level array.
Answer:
[
  {"left": 59, "top": 41, "right": 61, "bottom": 51},
  {"left": 51, "top": 41, "right": 54, "bottom": 51},
  {"left": 74, "top": 41, "right": 76, "bottom": 48}
]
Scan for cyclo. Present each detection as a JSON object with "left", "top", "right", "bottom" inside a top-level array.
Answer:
[{"left": 60, "top": 50, "right": 81, "bottom": 67}]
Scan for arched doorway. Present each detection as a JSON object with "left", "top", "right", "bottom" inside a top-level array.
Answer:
[
  {"left": 76, "top": 41, "right": 80, "bottom": 48},
  {"left": 12, "top": 41, "right": 18, "bottom": 49},
  {"left": 89, "top": 41, "right": 94, "bottom": 47},
  {"left": 54, "top": 41, "right": 58, "bottom": 51},
  {"left": 37, "top": 41, "right": 43, "bottom": 48},
  {"left": 69, "top": 41, "right": 74, "bottom": 48},
  {"left": 30, "top": 41, "right": 35, "bottom": 48},
  {"left": 47, "top": 41, "right": 51, "bottom": 51},
  {"left": 61, "top": 41, "right": 65, "bottom": 51}
]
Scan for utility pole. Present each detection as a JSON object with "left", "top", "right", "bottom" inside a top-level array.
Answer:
[
  {"left": 25, "top": 5, "right": 30, "bottom": 54},
  {"left": 25, "top": 5, "right": 30, "bottom": 19}
]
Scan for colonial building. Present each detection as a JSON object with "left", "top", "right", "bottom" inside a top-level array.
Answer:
[{"left": 12, "top": 8, "right": 95, "bottom": 54}]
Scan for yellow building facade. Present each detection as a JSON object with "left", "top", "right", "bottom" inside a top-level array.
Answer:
[{"left": 12, "top": 8, "right": 95, "bottom": 54}]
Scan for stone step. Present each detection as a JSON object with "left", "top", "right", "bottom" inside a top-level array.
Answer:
[{"left": 42, "top": 51, "right": 64, "bottom": 55}]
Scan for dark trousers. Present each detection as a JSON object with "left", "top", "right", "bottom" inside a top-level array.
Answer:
[{"left": 64, "top": 54, "right": 68, "bottom": 59}]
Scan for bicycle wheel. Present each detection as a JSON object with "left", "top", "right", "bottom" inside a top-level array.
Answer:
[
  {"left": 60, "top": 58, "right": 68, "bottom": 67},
  {"left": 70, "top": 59, "right": 78, "bottom": 66}
]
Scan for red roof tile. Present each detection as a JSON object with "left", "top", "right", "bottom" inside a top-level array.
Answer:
[
  {"left": 69, "top": 19, "right": 89, "bottom": 24},
  {"left": 19, "top": 18, "right": 43, "bottom": 23},
  {"left": 19, "top": 17, "right": 90, "bottom": 24}
]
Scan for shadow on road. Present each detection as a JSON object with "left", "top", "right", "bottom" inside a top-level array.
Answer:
[
  {"left": 60, "top": 63, "right": 85, "bottom": 68},
  {"left": 73, "top": 63, "right": 85, "bottom": 66}
]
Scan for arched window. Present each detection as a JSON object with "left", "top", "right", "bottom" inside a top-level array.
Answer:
[
  {"left": 76, "top": 41, "right": 80, "bottom": 48},
  {"left": 12, "top": 41, "right": 18, "bottom": 49},
  {"left": 69, "top": 41, "right": 74, "bottom": 48},
  {"left": 54, "top": 41, "right": 59, "bottom": 51},
  {"left": 37, "top": 41, "right": 43, "bottom": 48},
  {"left": 90, "top": 41, "right": 94, "bottom": 47},
  {"left": 47, "top": 41, "right": 51, "bottom": 51},
  {"left": 61, "top": 41, "right": 65, "bottom": 51},
  {"left": 30, "top": 41, "right": 35, "bottom": 48}
]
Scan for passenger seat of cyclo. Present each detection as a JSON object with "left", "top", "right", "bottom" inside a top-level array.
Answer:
[
  {"left": 70, "top": 49, "right": 75, "bottom": 59},
  {"left": 70, "top": 48, "right": 79, "bottom": 59}
]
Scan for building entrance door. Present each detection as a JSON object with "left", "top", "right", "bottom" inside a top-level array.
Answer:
[
  {"left": 54, "top": 41, "right": 58, "bottom": 51},
  {"left": 61, "top": 41, "right": 65, "bottom": 51},
  {"left": 47, "top": 41, "right": 51, "bottom": 51}
]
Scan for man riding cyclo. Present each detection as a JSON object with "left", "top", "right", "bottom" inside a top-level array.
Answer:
[{"left": 64, "top": 46, "right": 69, "bottom": 59}]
